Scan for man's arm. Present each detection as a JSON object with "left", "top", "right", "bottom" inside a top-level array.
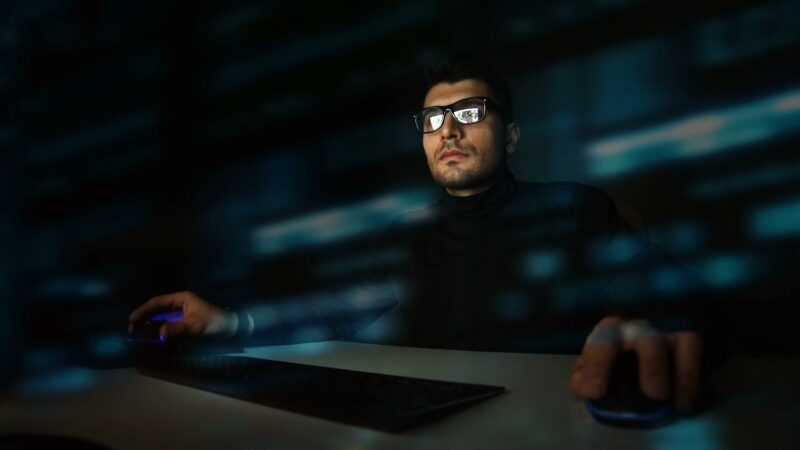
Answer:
[
  {"left": 567, "top": 183, "right": 719, "bottom": 413},
  {"left": 128, "top": 291, "right": 239, "bottom": 340},
  {"left": 237, "top": 279, "right": 398, "bottom": 345},
  {"left": 127, "top": 280, "right": 398, "bottom": 346}
]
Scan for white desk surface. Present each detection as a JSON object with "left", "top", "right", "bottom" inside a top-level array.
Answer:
[{"left": 2, "top": 342, "right": 799, "bottom": 450}]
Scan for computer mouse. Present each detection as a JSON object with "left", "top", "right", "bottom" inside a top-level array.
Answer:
[
  {"left": 128, "top": 319, "right": 166, "bottom": 344},
  {"left": 586, "top": 350, "right": 674, "bottom": 427},
  {"left": 127, "top": 311, "right": 243, "bottom": 355},
  {"left": 128, "top": 310, "right": 183, "bottom": 345}
]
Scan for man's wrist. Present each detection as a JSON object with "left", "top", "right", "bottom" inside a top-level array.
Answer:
[
  {"left": 226, "top": 309, "right": 254, "bottom": 343},
  {"left": 223, "top": 310, "right": 239, "bottom": 339}
]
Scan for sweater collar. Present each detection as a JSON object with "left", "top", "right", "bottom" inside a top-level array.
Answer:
[{"left": 436, "top": 168, "right": 517, "bottom": 217}]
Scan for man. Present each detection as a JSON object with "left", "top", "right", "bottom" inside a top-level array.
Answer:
[{"left": 130, "top": 57, "right": 709, "bottom": 414}]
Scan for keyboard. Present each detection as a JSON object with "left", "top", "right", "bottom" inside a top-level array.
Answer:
[{"left": 135, "top": 353, "right": 505, "bottom": 432}]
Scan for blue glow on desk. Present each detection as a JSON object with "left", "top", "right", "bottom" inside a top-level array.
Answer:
[
  {"left": 17, "top": 368, "right": 96, "bottom": 396},
  {"left": 650, "top": 415, "right": 722, "bottom": 450}
]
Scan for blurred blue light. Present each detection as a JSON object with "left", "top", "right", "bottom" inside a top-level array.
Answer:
[
  {"left": 251, "top": 188, "right": 436, "bottom": 256},
  {"left": 653, "top": 267, "right": 695, "bottom": 296},
  {"left": 520, "top": 249, "right": 563, "bottom": 280},
  {"left": 750, "top": 197, "right": 800, "bottom": 239},
  {"left": 39, "top": 276, "right": 111, "bottom": 299},
  {"left": 589, "top": 234, "right": 645, "bottom": 267},
  {"left": 773, "top": 91, "right": 800, "bottom": 112},
  {"left": 588, "top": 88, "right": 800, "bottom": 177},
  {"left": 91, "top": 334, "right": 128, "bottom": 357},
  {"left": 23, "top": 349, "right": 67, "bottom": 372},
  {"left": 695, "top": 253, "right": 755, "bottom": 288}
]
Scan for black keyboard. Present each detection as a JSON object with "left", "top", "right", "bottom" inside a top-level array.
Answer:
[{"left": 135, "top": 353, "right": 505, "bottom": 432}]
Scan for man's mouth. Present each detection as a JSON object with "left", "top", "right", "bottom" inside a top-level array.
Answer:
[{"left": 439, "top": 149, "right": 467, "bottom": 161}]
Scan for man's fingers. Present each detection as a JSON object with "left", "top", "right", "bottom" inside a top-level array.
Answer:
[
  {"left": 576, "top": 317, "right": 704, "bottom": 412},
  {"left": 128, "top": 293, "right": 185, "bottom": 322},
  {"left": 669, "top": 331, "right": 703, "bottom": 413},
  {"left": 160, "top": 320, "right": 202, "bottom": 340},
  {"left": 578, "top": 317, "right": 623, "bottom": 399},
  {"left": 629, "top": 328, "right": 671, "bottom": 400},
  {"left": 570, "top": 356, "right": 585, "bottom": 397}
]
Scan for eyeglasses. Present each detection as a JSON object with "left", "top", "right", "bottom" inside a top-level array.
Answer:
[{"left": 412, "top": 97, "right": 493, "bottom": 133}]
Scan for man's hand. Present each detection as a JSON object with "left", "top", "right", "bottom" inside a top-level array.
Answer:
[
  {"left": 128, "top": 291, "right": 238, "bottom": 341},
  {"left": 569, "top": 316, "right": 703, "bottom": 413}
]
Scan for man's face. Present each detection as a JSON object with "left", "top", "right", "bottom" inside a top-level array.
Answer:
[{"left": 422, "top": 79, "right": 511, "bottom": 197}]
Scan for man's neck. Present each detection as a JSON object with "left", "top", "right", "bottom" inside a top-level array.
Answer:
[
  {"left": 444, "top": 183, "right": 494, "bottom": 198},
  {"left": 444, "top": 169, "right": 512, "bottom": 197}
]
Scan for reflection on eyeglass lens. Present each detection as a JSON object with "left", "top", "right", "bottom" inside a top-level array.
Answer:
[{"left": 415, "top": 98, "right": 487, "bottom": 133}]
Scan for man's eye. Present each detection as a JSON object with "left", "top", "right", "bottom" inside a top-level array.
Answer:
[
  {"left": 428, "top": 114, "right": 444, "bottom": 130},
  {"left": 456, "top": 108, "right": 479, "bottom": 122}
]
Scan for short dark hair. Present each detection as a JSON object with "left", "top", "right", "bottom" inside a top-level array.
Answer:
[{"left": 424, "top": 55, "right": 514, "bottom": 123}]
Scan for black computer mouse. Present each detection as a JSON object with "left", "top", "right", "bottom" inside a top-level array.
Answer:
[
  {"left": 586, "top": 350, "right": 674, "bottom": 427},
  {"left": 127, "top": 311, "right": 243, "bottom": 356},
  {"left": 128, "top": 311, "right": 182, "bottom": 344},
  {"left": 128, "top": 311, "right": 183, "bottom": 344},
  {"left": 128, "top": 319, "right": 166, "bottom": 344}
]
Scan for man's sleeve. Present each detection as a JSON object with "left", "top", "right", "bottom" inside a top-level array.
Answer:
[
  {"left": 230, "top": 278, "right": 398, "bottom": 346},
  {"left": 574, "top": 184, "right": 727, "bottom": 360}
]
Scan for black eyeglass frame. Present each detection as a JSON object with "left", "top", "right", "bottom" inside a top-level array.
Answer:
[{"left": 412, "top": 97, "right": 498, "bottom": 133}]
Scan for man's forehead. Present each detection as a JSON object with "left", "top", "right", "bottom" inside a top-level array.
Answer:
[{"left": 424, "top": 79, "right": 495, "bottom": 107}]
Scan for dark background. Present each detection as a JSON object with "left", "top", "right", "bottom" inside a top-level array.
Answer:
[{"left": 1, "top": 0, "right": 799, "bottom": 389}]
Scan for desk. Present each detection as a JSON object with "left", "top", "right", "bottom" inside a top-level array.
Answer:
[{"left": 2, "top": 342, "right": 799, "bottom": 450}]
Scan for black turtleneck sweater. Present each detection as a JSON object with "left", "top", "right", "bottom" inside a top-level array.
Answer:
[{"left": 243, "top": 170, "right": 711, "bottom": 354}]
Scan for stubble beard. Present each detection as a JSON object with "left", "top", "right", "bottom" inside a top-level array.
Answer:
[{"left": 429, "top": 155, "right": 504, "bottom": 192}]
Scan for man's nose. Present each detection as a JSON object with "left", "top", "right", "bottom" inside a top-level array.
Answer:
[{"left": 439, "top": 110, "right": 462, "bottom": 140}]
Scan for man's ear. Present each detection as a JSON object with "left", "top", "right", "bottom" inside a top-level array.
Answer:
[{"left": 505, "top": 122, "right": 520, "bottom": 154}]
